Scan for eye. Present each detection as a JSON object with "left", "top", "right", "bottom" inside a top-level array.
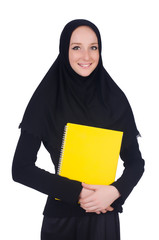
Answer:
[
  {"left": 91, "top": 46, "right": 98, "bottom": 50},
  {"left": 72, "top": 46, "right": 80, "bottom": 50}
]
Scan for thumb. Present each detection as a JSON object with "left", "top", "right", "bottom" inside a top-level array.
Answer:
[{"left": 82, "top": 182, "right": 98, "bottom": 190}]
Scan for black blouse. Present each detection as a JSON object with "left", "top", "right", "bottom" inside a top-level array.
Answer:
[{"left": 12, "top": 130, "right": 145, "bottom": 217}]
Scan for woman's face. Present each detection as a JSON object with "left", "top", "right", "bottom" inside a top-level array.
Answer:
[{"left": 69, "top": 26, "right": 99, "bottom": 77}]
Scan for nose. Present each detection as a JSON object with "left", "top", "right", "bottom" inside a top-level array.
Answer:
[{"left": 82, "top": 49, "right": 90, "bottom": 61}]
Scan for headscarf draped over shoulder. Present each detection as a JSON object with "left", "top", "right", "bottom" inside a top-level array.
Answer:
[{"left": 19, "top": 19, "right": 140, "bottom": 149}]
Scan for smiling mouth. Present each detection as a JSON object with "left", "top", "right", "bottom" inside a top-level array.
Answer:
[{"left": 78, "top": 63, "right": 92, "bottom": 68}]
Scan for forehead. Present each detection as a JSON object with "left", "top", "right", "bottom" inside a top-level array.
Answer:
[{"left": 70, "top": 26, "right": 98, "bottom": 44}]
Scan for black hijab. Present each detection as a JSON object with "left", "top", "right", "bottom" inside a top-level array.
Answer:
[{"left": 19, "top": 19, "right": 139, "bottom": 150}]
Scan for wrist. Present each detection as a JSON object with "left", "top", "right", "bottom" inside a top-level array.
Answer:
[{"left": 110, "top": 185, "right": 121, "bottom": 199}]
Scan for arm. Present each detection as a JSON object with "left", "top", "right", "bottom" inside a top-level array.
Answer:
[
  {"left": 12, "top": 130, "right": 82, "bottom": 204},
  {"left": 111, "top": 137, "right": 145, "bottom": 205}
]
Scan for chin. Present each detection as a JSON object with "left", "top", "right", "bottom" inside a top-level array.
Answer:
[{"left": 77, "top": 69, "right": 94, "bottom": 77}]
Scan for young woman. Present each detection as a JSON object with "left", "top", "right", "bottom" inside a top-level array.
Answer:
[{"left": 12, "top": 19, "right": 145, "bottom": 240}]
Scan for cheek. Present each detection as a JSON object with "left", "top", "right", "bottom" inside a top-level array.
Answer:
[
  {"left": 93, "top": 52, "right": 100, "bottom": 65},
  {"left": 69, "top": 51, "right": 78, "bottom": 67},
  {"left": 69, "top": 57, "right": 77, "bottom": 72}
]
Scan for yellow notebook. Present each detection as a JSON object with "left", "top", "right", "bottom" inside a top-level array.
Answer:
[{"left": 58, "top": 123, "right": 123, "bottom": 185}]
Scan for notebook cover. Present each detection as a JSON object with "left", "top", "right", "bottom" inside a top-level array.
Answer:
[{"left": 58, "top": 123, "right": 123, "bottom": 185}]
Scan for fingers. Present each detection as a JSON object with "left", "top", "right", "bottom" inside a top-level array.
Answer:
[
  {"left": 80, "top": 199, "right": 102, "bottom": 212},
  {"left": 80, "top": 183, "right": 115, "bottom": 214},
  {"left": 80, "top": 203, "right": 114, "bottom": 214},
  {"left": 80, "top": 193, "right": 95, "bottom": 204},
  {"left": 95, "top": 210, "right": 107, "bottom": 214},
  {"left": 95, "top": 208, "right": 111, "bottom": 214},
  {"left": 80, "top": 202, "right": 107, "bottom": 213},
  {"left": 80, "top": 202, "right": 98, "bottom": 212},
  {"left": 107, "top": 206, "right": 114, "bottom": 211},
  {"left": 86, "top": 208, "right": 102, "bottom": 213},
  {"left": 86, "top": 208, "right": 108, "bottom": 214},
  {"left": 80, "top": 196, "right": 112, "bottom": 212},
  {"left": 82, "top": 182, "right": 98, "bottom": 190},
  {"left": 101, "top": 209, "right": 107, "bottom": 214}
]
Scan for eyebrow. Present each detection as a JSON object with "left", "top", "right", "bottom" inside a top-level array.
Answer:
[{"left": 70, "top": 42, "right": 98, "bottom": 45}]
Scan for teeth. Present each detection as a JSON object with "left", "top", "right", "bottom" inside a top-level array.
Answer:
[{"left": 79, "top": 64, "right": 91, "bottom": 67}]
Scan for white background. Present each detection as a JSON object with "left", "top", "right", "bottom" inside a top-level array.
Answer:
[{"left": 1, "top": 0, "right": 159, "bottom": 239}]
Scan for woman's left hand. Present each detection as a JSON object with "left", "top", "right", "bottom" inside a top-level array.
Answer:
[{"left": 79, "top": 183, "right": 120, "bottom": 213}]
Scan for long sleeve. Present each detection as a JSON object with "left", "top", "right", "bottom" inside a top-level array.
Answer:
[
  {"left": 111, "top": 137, "right": 145, "bottom": 209},
  {"left": 12, "top": 130, "right": 82, "bottom": 204}
]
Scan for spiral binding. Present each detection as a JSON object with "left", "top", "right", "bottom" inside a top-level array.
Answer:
[{"left": 57, "top": 124, "right": 68, "bottom": 175}]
